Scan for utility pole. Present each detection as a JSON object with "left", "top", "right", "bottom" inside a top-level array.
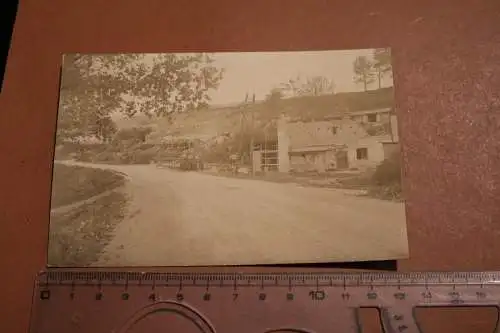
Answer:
[
  {"left": 236, "top": 93, "right": 250, "bottom": 174},
  {"left": 249, "top": 93, "right": 256, "bottom": 177},
  {"left": 238, "top": 93, "right": 248, "bottom": 155}
]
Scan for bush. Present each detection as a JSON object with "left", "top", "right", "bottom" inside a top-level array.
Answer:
[
  {"left": 68, "top": 139, "right": 162, "bottom": 165},
  {"left": 366, "top": 152, "right": 403, "bottom": 201},
  {"left": 125, "top": 144, "right": 159, "bottom": 164},
  {"left": 71, "top": 143, "right": 108, "bottom": 162},
  {"left": 371, "top": 152, "right": 402, "bottom": 186},
  {"left": 138, "top": 143, "right": 156, "bottom": 150},
  {"left": 113, "top": 127, "right": 153, "bottom": 143},
  {"left": 367, "top": 183, "right": 403, "bottom": 201},
  {"left": 74, "top": 150, "right": 94, "bottom": 162},
  {"left": 72, "top": 142, "right": 160, "bottom": 165},
  {"left": 129, "top": 150, "right": 156, "bottom": 164},
  {"left": 179, "top": 159, "right": 197, "bottom": 171},
  {"left": 54, "top": 142, "right": 81, "bottom": 160},
  {"left": 92, "top": 151, "right": 122, "bottom": 164}
]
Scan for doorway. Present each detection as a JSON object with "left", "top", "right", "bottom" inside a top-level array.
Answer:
[{"left": 335, "top": 150, "right": 349, "bottom": 169}]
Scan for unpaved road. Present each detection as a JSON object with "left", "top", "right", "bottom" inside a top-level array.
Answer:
[{"left": 56, "top": 161, "right": 409, "bottom": 266}]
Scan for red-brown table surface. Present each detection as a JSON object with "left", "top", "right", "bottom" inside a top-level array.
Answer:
[{"left": 1, "top": 1, "right": 499, "bottom": 332}]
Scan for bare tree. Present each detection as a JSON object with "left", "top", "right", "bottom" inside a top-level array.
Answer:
[
  {"left": 305, "top": 76, "right": 336, "bottom": 96},
  {"left": 280, "top": 75, "right": 336, "bottom": 97}
]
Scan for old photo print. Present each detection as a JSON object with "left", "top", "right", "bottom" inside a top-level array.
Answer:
[{"left": 49, "top": 49, "right": 409, "bottom": 266}]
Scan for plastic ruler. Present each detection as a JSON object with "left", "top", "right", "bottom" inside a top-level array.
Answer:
[{"left": 29, "top": 270, "right": 500, "bottom": 333}]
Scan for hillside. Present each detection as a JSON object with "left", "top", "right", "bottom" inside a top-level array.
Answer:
[{"left": 114, "top": 87, "right": 394, "bottom": 140}]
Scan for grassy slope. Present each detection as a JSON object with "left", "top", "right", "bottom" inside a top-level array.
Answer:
[
  {"left": 50, "top": 164, "right": 126, "bottom": 208},
  {"left": 114, "top": 87, "right": 395, "bottom": 137},
  {"left": 48, "top": 191, "right": 128, "bottom": 266},
  {"left": 253, "top": 87, "right": 394, "bottom": 121},
  {"left": 49, "top": 164, "right": 129, "bottom": 266}
]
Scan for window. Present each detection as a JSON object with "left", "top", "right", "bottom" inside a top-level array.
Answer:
[
  {"left": 331, "top": 126, "right": 338, "bottom": 135},
  {"left": 356, "top": 148, "right": 368, "bottom": 160},
  {"left": 367, "top": 113, "right": 377, "bottom": 122}
]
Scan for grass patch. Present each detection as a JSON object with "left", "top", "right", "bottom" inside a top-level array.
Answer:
[
  {"left": 201, "top": 161, "right": 403, "bottom": 202},
  {"left": 47, "top": 190, "right": 128, "bottom": 266},
  {"left": 203, "top": 169, "right": 368, "bottom": 193},
  {"left": 51, "top": 164, "right": 126, "bottom": 208}
]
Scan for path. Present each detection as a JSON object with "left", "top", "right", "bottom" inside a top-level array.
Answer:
[{"left": 56, "top": 161, "right": 409, "bottom": 266}]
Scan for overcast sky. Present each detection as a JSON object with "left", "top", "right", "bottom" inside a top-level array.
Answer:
[
  {"left": 207, "top": 49, "right": 394, "bottom": 106},
  {"left": 82, "top": 49, "right": 394, "bottom": 112}
]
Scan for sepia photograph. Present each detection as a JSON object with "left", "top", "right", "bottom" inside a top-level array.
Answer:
[{"left": 48, "top": 49, "right": 409, "bottom": 267}]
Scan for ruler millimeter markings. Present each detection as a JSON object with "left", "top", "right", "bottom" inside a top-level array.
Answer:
[{"left": 30, "top": 270, "right": 500, "bottom": 333}]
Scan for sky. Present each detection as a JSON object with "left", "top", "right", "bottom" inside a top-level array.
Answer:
[
  {"left": 75, "top": 49, "right": 394, "bottom": 113},
  {"left": 207, "top": 49, "right": 394, "bottom": 106}
]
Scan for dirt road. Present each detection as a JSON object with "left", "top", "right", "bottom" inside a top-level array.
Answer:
[{"left": 55, "top": 161, "right": 409, "bottom": 266}]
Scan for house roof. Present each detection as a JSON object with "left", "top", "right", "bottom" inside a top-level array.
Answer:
[
  {"left": 363, "top": 133, "right": 397, "bottom": 144},
  {"left": 289, "top": 144, "right": 345, "bottom": 154},
  {"left": 349, "top": 107, "right": 393, "bottom": 116}
]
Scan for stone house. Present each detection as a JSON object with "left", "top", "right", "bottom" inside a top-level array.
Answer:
[{"left": 252, "top": 107, "right": 399, "bottom": 173}]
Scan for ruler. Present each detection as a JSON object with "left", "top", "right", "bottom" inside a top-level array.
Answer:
[{"left": 29, "top": 270, "right": 500, "bottom": 333}]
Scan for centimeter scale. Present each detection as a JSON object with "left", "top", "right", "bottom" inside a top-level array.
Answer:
[{"left": 29, "top": 270, "right": 500, "bottom": 333}]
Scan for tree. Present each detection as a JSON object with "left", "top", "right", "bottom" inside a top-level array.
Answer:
[
  {"left": 280, "top": 76, "right": 302, "bottom": 96},
  {"left": 86, "top": 113, "right": 117, "bottom": 143},
  {"left": 121, "top": 53, "right": 224, "bottom": 117},
  {"left": 372, "top": 48, "right": 392, "bottom": 89},
  {"left": 57, "top": 54, "right": 142, "bottom": 143},
  {"left": 57, "top": 53, "right": 224, "bottom": 142},
  {"left": 280, "top": 75, "right": 336, "bottom": 97},
  {"left": 353, "top": 56, "right": 375, "bottom": 91}
]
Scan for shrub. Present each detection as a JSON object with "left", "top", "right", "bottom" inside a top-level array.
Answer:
[
  {"left": 179, "top": 159, "right": 196, "bottom": 171},
  {"left": 367, "top": 152, "right": 404, "bottom": 201},
  {"left": 74, "top": 150, "right": 94, "bottom": 162},
  {"left": 92, "top": 151, "right": 121, "bottom": 164},
  {"left": 125, "top": 144, "right": 159, "bottom": 164},
  {"left": 54, "top": 142, "right": 82, "bottom": 160},
  {"left": 138, "top": 143, "right": 156, "bottom": 151},
  {"left": 371, "top": 152, "right": 402, "bottom": 186},
  {"left": 130, "top": 150, "right": 156, "bottom": 164},
  {"left": 367, "top": 182, "right": 403, "bottom": 201}
]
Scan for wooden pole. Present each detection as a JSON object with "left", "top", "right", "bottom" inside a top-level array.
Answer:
[
  {"left": 250, "top": 93, "right": 256, "bottom": 177},
  {"left": 237, "top": 93, "right": 249, "bottom": 167}
]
